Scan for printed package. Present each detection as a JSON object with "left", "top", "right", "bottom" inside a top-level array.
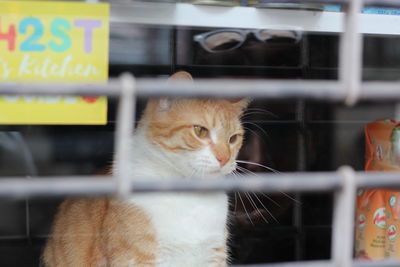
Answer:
[
  {"left": 386, "top": 191, "right": 400, "bottom": 258},
  {"left": 355, "top": 120, "right": 400, "bottom": 260}
]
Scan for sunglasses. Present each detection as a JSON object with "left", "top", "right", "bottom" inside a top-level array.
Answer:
[{"left": 194, "top": 29, "right": 302, "bottom": 53}]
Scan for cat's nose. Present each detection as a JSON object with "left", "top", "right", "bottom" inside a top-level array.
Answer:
[{"left": 216, "top": 155, "right": 229, "bottom": 167}]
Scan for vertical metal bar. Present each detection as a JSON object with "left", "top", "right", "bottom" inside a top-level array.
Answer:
[
  {"left": 25, "top": 199, "right": 31, "bottom": 245},
  {"left": 25, "top": 178, "right": 32, "bottom": 245},
  {"left": 294, "top": 28, "right": 310, "bottom": 261},
  {"left": 332, "top": 166, "right": 357, "bottom": 267},
  {"left": 296, "top": 101, "right": 307, "bottom": 171},
  {"left": 170, "top": 27, "right": 177, "bottom": 74},
  {"left": 294, "top": 100, "right": 306, "bottom": 261},
  {"left": 335, "top": 0, "right": 363, "bottom": 262},
  {"left": 115, "top": 73, "right": 136, "bottom": 198},
  {"left": 339, "top": 0, "right": 363, "bottom": 106},
  {"left": 11, "top": 131, "right": 38, "bottom": 245}
]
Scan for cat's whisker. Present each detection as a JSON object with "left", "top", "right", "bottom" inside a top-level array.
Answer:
[
  {"left": 188, "top": 168, "right": 198, "bottom": 180},
  {"left": 235, "top": 165, "right": 254, "bottom": 174},
  {"left": 236, "top": 165, "right": 259, "bottom": 175},
  {"left": 235, "top": 166, "right": 280, "bottom": 207},
  {"left": 236, "top": 160, "right": 279, "bottom": 173},
  {"left": 242, "top": 191, "right": 260, "bottom": 216},
  {"left": 242, "top": 121, "right": 270, "bottom": 140},
  {"left": 236, "top": 161, "right": 301, "bottom": 205},
  {"left": 242, "top": 127, "right": 264, "bottom": 142},
  {"left": 199, "top": 166, "right": 210, "bottom": 180},
  {"left": 258, "top": 192, "right": 282, "bottom": 208},
  {"left": 280, "top": 192, "right": 302, "bottom": 205},
  {"left": 235, "top": 166, "right": 282, "bottom": 208},
  {"left": 231, "top": 171, "right": 254, "bottom": 225},
  {"left": 234, "top": 192, "right": 238, "bottom": 214},
  {"left": 250, "top": 192, "right": 279, "bottom": 223},
  {"left": 241, "top": 108, "right": 279, "bottom": 119},
  {"left": 241, "top": 112, "right": 270, "bottom": 119},
  {"left": 232, "top": 171, "right": 273, "bottom": 224},
  {"left": 237, "top": 191, "right": 254, "bottom": 226},
  {"left": 244, "top": 192, "right": 270, "bottom": 224},
  {"left": 233, "top": 171, "right": 281, "bottom": 223}
]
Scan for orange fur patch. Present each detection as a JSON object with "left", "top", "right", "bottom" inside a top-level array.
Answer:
[{"left": 43, "top": 198, "right": 158, "bottom": 267}]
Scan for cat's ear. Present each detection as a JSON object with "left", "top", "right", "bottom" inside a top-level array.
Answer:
[
  {"left": 153, "top": 71, "right": 191, "bottom": 112},
  {"left": 168, "top": 71, "right": 193, "bottom": 82},
  {"left": 229, "top": 98, "right": 251, "bottom": 112},
  {"left": 145, "top": 71, "right": 192, "bottom": 119}
]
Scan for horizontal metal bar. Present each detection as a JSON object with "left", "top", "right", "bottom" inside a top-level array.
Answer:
[
  {"left": 3, "top": 79, "right": 400, "bottom": 100},
  {"left": 233, "top": 261, "right": 334, "bottom": 267},
  {"left": 0, "top": 176, "right": 116, "bottom": 198},
  {"left": 111, "top": 0, "right": 400, "bottom": 10},
  {"left": 0, "top": 173, "right": 340, "bottom": 198},
  {"left": 136, "top": 79, "right": 344, "bottom": 99},
  {"left": 250, "top": 0, "right": 346, "bottom": 4},
  {"left": 357, "top": 171, "right": 400, "bottom": 188},
  {"left": 0, "top": 224, "right": 330, "bottom": 241},
  {"left": 0, "top": 81, "right": 122, "bottom": 96},
  {"left": 0, "top": 171, "right": 399, "bottom": 198},
  {"left": 120, "top": 79, "right": 400, "bottom": 101},
  {"left": 361, "top": 82, "right": 400, "bottom": 100},
  {"left": 1, "top": 79, "right": 341, "bottom": 98},
  {"left": 258, "top": 0, "right": 400, "bottom": 6},
  {"left": 233, "top": 260, "right": 400, "bottom": 267},
  {"left": 354, "top": 260, "right": 400, "bottom": 267}
]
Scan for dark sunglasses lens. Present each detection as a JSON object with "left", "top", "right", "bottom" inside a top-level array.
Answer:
[
  {"left": 204, "top": 32, "right": 244, "bottom": 52},
  {"left": 258, "top": 30, "right": 298, "bottom": 42}
]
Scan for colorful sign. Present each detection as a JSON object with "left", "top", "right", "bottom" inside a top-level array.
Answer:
[{"left": 0, "top": 1, "right": 109, "bottom": 124}]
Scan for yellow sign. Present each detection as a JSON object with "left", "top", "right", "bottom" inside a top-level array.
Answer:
[{"left": 0, "top": 1, "right": 109, "bottom": 124}]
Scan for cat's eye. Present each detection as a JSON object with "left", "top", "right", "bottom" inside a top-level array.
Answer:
[
  {"left": 194, "top": 125, "right": 209, "bottom": 139},
  {"left": 229, "top": 134, "right": 240, "bottom": 144}
]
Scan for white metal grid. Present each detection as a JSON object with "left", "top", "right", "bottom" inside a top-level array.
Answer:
[{"left": 1, "top": 0, "right": 400, "bottom": 266}]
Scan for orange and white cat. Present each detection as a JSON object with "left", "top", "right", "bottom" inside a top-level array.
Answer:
[{"left": 43, "top": 71, "right": 248, "bottom": 267}]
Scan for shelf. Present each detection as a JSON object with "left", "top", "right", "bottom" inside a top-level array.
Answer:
[{"left": 110, "top": 2, "right": 400, "bottom": 35}]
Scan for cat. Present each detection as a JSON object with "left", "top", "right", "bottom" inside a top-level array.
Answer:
[{"left": 43, "top": 71, "right": 249, "bottom": 267}]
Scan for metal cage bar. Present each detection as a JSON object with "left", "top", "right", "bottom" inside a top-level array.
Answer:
[
  {"left": 2, "top": 80, "right": 400, "bottom": 100},
  {"left": 332, "top": 0, "right": 362, "bottom": 266},
  {"left": 233, "top": 259, "right": 400, "bottom": 267},
  {"left": 0, "top": 0, "right": 399, "bottom": 266},
  {"left": 0, "top": 171, "right": 399, "bottom": 197},
  {"left": 115, "top": 74, "right": 136, "bottom": 198},
  {"left": 339, "top": 0, "right": 363, "bottom": 106}
]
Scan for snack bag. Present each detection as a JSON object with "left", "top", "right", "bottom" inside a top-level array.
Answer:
[
  {"left": 355, "top": 189, "right": 386, "bottom": 260},
  {"left": 385, "top": 191, "right": 400, "bottom": 258},
  {"left": 356, "top": 120, "right": 400, "bottom": 260},
  {"left": 355, "top": 189, "right": 370, "bottom": 259},
  {"left": 365, "top": 120, "right": 400, "bottom": 171}
]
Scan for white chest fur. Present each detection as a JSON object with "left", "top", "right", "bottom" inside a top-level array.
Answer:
[{"left": 130, "top": 193, "right": 228, "bottom": 267}]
